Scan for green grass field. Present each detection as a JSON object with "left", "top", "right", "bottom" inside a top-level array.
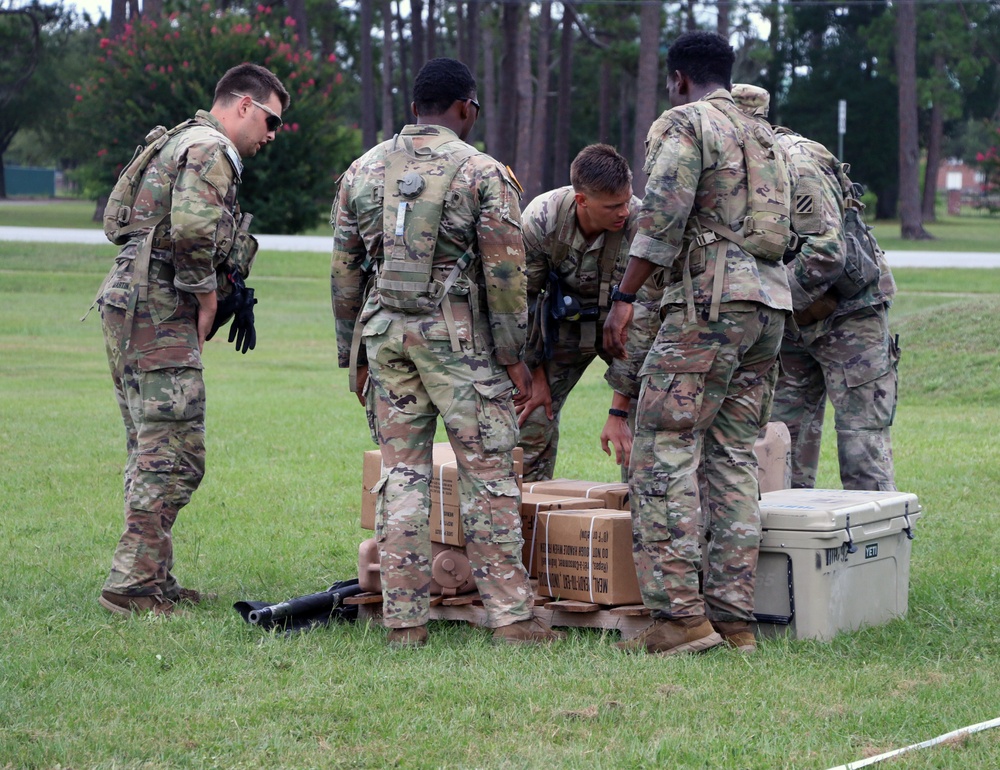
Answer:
[
  {"left": 2, "top": 238, "right": 999, "bottom": 769},
  {"left": 1, "top": 198, "right": 998, "bottom": 253}
]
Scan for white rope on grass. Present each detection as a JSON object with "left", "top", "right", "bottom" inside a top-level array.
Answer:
[{"left": 824, "top": 716, "right": 1000, "bottom": 770}]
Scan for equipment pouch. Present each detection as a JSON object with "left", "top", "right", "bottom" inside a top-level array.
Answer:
[
  {"left": 833, "top": 208, "right": 881, "bottom": 299},
  {"left": 229, "top": 214, "right": 259, "bottom": 278}
]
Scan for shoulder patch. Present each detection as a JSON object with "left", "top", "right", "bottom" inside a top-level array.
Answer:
[
  {"left": 791, "top": 178, "right": 823, "bottom": 235},
  {"left": 503, "top": 165, "right": 524, "bottom": 195}
]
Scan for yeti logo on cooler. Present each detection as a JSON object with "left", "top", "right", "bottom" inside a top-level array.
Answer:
[{"left": 864, "top": 543, "right": 879, "bottom": 559}]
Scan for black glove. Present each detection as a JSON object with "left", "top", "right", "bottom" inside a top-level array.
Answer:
[
  {"left": 229, "top": 285, "right": 257, "bottom": 354},
  {"left": 206, "top": 272, "right": 257, "bottom": 353}
]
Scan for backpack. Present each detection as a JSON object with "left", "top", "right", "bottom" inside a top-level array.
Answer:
[
  {"left": 375, "top": 132, "right": 480, "bottom": 313},
  {"left": 832, "top": 167, "right": 882, "bottom": 298},
  {"left": 689, "top": 98, "right": 795, "bottom": 264},
  {"left": 103, "top": 120, "right": 196, "bottom": 245}
]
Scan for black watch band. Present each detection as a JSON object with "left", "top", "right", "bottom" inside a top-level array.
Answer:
[
  {"left": 608, "top": 408, "right": 629, "bottom": 418},
  {"left": 610, "top": 284, "right": 637, "bottom": 303}
]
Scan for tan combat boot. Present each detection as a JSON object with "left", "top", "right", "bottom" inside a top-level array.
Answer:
[
  {"left": 615, "top": 615, "right": 723, "bottom": 655},
  {"left": 99, "top": 591, "right": 179, "bottom": 617},
  {"left": 387, "top": 625, "right": 429, "bottom": 649},
  {"left": 492, "top": 618, "right": 566, "bottom": 645},
  {"left": 713, "top": 621, "right": 757, "bottom": 653}
]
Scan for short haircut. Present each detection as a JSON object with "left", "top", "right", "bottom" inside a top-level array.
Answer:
[
  {"left": 214, "top": 63, "right": 291, "bottom": 111},
  {"left": 570, "top": 144, "right": 633, "bottom": 197},
  {"left": 412, "top": 57, "right": 476, "bottom": 116},
  {"left": 666, "top": 31, "right": 735, "bottom": 89}
]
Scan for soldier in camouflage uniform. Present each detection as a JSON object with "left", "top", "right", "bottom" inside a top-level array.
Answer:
[
  {"left": 517, "top": 144, "right": 664, "bottom": 481},
  {"left": 733, "top": 84, "right": 899, "bottom": 492},
  {"left": 330, "top": 58, "right": 563, "bottom": 648},
  {"left": 603, "top": 32, "right": 792, "bottom": 655},
  {"left": 95, "top": 64, "right": 289, "bottom": 617}
]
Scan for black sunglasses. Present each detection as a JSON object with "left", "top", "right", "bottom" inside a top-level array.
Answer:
[
  {"left": 467, "top": 97, "right": 481, "bottom": 115},
  {"left": 231, "top": 91, "right": 283, "bottom": 132}
]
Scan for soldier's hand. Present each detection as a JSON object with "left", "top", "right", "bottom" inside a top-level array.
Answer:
[
  {"left": 516, "top": 367, "right": 553, "bottom": 427},
  {"left": 506, "top": 362, "right": 533, "bottom": 407},
  {"left": 603, "top": 301, "right": 634, "bottom": 360},
  {"left": 601, "top": 413, "right": 633, "bottom": 468}
]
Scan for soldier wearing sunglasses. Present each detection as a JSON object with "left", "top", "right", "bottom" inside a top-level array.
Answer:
[{"left": 94, "top": 64, "right": 289, "bottom": 617}]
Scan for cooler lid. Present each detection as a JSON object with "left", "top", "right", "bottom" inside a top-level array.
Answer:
[{"left": 760, "top": 488, "right": 921, "bottom": 532}]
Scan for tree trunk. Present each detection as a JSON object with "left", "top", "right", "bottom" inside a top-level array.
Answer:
[
  {"left": 482, "top": 8, "right": 499, "bottom": 158},
  {"left": 381, "top": 0, "right": 395, "bottom": 139},
  {"left": 633, "top": 0, "right": 661, "bottom": 196},
  {"left": 896, "top": 0, "right": 932, "bottom": 239},
  {"left": 717, "top": 1, "right": 731, "bottom": 38},
  {"left": 426, "top": 0, "right": 437, "bottom": 60},
  {"left": 598, "top": 54, "right": 611, "bottom": 145},
  {"left": 514, "top": 10, "right": 533, "bottom": 191},
  {"left": 553, "top": 6, "right": 573, "bottom": 187},
  {"left": 110, "top": 0, "right": 126, "bottom": 37},
  {"left": 459, "top": 1, "right": 478, "bottom": 73},
  {"left": 411, "top": 0, "right": 425, "bottom": 73},
  {"left": 287, "top": 0, "right": 308, "bottom": 49},
  {"left": 921, "top": 51, "right": 946, "bottom": 222},
  {"left": 143, "top": 0, "right": 163, "bottom": 20},
  {"left": 359, "top": 0, "right": 377, "bottom": 149},
  {"left": 395, "top": 1, "right": 409, "bottom": 126},
  {"left": 498, "top": 1, "right": 520, "bottom": 166},
  {"left": 527, "top": 1, "right": 553, "bottom": 200},
  {"left": 684, "top": 0, "right": 697, "bottom": 32}
]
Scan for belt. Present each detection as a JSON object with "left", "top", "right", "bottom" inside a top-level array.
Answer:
[{"left": 151, "top": 236, "right": 173, "bottom": 251}]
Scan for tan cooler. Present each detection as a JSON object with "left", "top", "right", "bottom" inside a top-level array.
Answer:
[{"left": 753, "top": 488, "right": 922, "bottom": 641}]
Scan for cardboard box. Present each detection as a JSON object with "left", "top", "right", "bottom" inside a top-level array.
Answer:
[
  {"left": 524, "top": 479, "right": 630, "bottom": 510},
  {"left": 534, "top": 509, "right": 641, "bottom": 606},
  {"left": 361, "top": 444, "right": 523, "bottom": 548},
  {"left": 753, "top": 488, "right": 922, "bottom": 641},
  {"left": 519, "top": 493, "right": 605, "bottom": 577}
]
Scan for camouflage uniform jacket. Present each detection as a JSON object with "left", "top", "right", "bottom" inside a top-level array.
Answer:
[
  {"left": 117, "top": 110, "right": 243, "bottom": 297},
  {"left": 776, "top": 128, "right": 895, "bottom": 324},
  {"left": 521, "top": 185, "right": 663, "bottom": 392},
  {"left": 630, "top": 89, "right": 792, "bottom": 313},
  {"left": 331, "top": 124, "right": 527, "bottom": 367}
]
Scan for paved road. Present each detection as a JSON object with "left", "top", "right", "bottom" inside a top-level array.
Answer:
[{"left": 2, "top": 225, "right": 1000, "bottom": 267}]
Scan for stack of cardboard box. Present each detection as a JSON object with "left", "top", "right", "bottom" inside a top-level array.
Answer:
[{"left": 358, "top": 424, "right": 792, "bottom": 608}]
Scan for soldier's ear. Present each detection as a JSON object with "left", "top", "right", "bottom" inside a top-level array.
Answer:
[{"left": 410, "top": 101, "right": 419, "bottom": 119}]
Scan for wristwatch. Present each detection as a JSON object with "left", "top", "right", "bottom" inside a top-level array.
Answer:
[{"left": 609, "top": 284, "right": 637, "bottom": 304}]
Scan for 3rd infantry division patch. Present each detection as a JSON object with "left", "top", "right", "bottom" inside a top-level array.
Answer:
[{"left": 795, "top": 193, "right": 815, "bottom": 215}]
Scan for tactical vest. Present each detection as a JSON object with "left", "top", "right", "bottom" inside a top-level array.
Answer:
[
  {"left": 682, "top": 98, "right": 795, "bottom": 321},
  {"left": 375, "top": 132, "right": 480, "bottom": 313},
  {"left": 688, "top": 99, "right": 794, "bottom": 264}
]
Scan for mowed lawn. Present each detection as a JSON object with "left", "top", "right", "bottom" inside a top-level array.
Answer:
[{"left": 1, "top": 235, "right": 999, "bottom": 769}]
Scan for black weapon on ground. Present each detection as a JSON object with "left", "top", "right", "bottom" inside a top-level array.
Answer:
[{"left": 233, "top": 578, "right": 362, "bottom": 634}]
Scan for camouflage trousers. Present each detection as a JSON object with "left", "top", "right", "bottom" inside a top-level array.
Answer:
[
  {"left": 519, "top": 323, "right": 608, "bottom": 482},
  {"left": 772, "top": 303, "right": 898, "bottom": 491},
  {"left": 99, "top": 264, "right": 206, "bottom": 599},
  {"left": 363, "top": 310, "right": 534, "bottom": 629},
  {"left": 628, "top": 303, "right": 784, "bottom": 622}
]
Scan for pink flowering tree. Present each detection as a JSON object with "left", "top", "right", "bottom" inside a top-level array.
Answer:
[
  {"left": 974, "top": 127, "right": 1000, "bottom": 214},
  {"left": 67, "top": 2, "right": 358, "bottom": 233}
]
